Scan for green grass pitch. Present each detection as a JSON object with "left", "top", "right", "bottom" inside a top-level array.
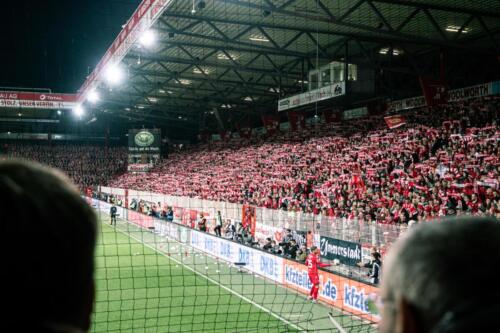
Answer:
[{"left": 91, "top": 214, "right": 377, "bottom": 333}]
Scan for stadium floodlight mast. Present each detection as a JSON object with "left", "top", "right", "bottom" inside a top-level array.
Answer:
[
  {"left": 87, "top": 89, "right": 100, "bottom": 104},
  {"left": 139, "top": 30, "right": 156, "bottom": 48}
]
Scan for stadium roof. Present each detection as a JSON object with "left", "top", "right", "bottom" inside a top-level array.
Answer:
[{"left": 78, "top": 0, "right": 500, "bottom": 131}]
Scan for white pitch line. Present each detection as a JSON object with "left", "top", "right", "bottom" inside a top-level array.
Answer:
[
  {"left": 285, "top": 313, "right": 305, "bottom": 318},
  {"left": 108, "top": 222, "right": 305, "bottom": 332},
  {"left": 328, "top": 312, "right": 348, "bottom": 333}
]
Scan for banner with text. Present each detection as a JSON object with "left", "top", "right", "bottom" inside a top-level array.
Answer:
[
  {"left": 278, "top": 82, "right": 345, "bottom": 111},
  {"left": 283, "top": 259, "right": 380, "bottom": 322},
  {"left": 0, "top": 91, "right": 77, "bottom": 109},
  {"left": 343, "top": 106, "right": 368, "bottom": 120},
  {"left": 320, "top": 236, "right": 362, "bottom": 266},
  {"left": 127, "top": 163, "right": 153, "bottom": 172},
  {"left": 190, "top": 230, "right": 283, "bottom": 283},
  {"left": 388, "top": 81, "right": 497, "bottom": 112}
]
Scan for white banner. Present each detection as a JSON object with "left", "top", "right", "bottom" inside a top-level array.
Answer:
[
  {"left": 278, "top": 82, "right": 345, "bottom": 111},
  {"left": 127, "top": 163, "right": 153, "bottom": 172},
  {"left": 447, "top": 82, "right": 493, "bottom": 101},
  {"left": 190, "top": 230, "right": 283, "bottom": 283},
  {"left": 388, "top": 81, "right": 497, "bottom": 112}
]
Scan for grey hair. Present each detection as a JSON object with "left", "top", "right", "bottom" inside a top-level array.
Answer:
[{"left": 384, "top": 217, "right": 500, "bottom": 332}]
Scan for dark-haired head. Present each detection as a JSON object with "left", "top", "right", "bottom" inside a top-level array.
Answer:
[{"left": 1, "top": 160, "right": 97, "bottom": 332}]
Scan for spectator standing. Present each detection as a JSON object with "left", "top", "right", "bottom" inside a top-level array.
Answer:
[
  {"left": 306, "top": 230, "right": 314, "bottom": 249},
  {"left": 282, "top": 229, "right": 294, "bottom": 243},
  {"left": 110, "top": 204, "right": 117, "bottom": 226},
  {"left": 214, "top": 210, "right": 223, "bottom": 236},
  {"left": 198, "top": 214, "right": 207, "bottom": 232},
  {"left": 223, "top": 220, "right": 235, "bottom": 239},
  {"left": 235, "top": 223, "right": 244, "bottom": 242},
  {"left": 357, "top": 251, "right": 382, "bottom": 284},
  {"left": 166, "top": 207, "right": 174, "bottom": 222},
  {"left": 286, "top": 239, "right": 299, "bottom": 259}
]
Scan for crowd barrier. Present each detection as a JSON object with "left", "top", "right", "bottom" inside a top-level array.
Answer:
[
  {"left": 90, "top": 198, "right": 381, "bottom": 323},
  {"left": 99, "top": 186, "right": 405, "bottom": 247},
  {"left": 95, "top": 187, "right": 395, "bottom": 276}
]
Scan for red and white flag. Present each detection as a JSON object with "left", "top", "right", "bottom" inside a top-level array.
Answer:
[{"left": 384, "top": 115, "right": 407, "bottom": 129}]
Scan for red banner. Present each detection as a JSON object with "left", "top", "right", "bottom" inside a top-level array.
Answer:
[
  {"left": 261, "top": 115, "right": 280, "bottom": 136},
  {"left": 384, "top": 115, "right": 407, "bottom": 129},
  {"left": 242, "top": 205, "right": 257, "bottom": 236},
  {"left": 419, "top": 77, "right": 447, "bottom": 106},
  {"left": 181, "top": 209, "right": 199, "bottom": 229},
  {"left": 0, "top": 91, "right": 77, "bottom": 109},
  {"left": 287, "top": 111, "right": 306, "bottom": 131}
]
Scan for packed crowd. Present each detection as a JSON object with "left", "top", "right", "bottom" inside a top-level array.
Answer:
[
  {"left": 1, "top": 143, "right": 127, "bottom": 190},
  {"left": 111, "top": 97, "right": 499, "bottom": 223}
]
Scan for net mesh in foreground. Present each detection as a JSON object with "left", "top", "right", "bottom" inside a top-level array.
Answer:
[{"left": 91, "top": 204, "right": 378, "bottom": 333}]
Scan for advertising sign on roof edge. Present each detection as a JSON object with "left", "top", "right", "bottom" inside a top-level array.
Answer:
[
  {"left": 0, "top": 91, "right": 77, "bottom": 109},
  {"left": 388, "top": 81, "right": 498, "bottom": 112},
  {"left": 278, "top": 82, "right": 345, "bottom": 112}
]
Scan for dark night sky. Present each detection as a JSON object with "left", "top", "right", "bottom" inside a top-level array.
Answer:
[{"left": 0, "top": 0, "right": 141, "bottom": 93}]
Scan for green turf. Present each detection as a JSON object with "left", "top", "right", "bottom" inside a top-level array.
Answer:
[{"left": 91, "top": 213, "right": 378, "bottom": 333}]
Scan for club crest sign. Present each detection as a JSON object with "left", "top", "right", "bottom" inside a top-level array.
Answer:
[{"left": 134, "top": 130, "right": 155, "bottom": 147}]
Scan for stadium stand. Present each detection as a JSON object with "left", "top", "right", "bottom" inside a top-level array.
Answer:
[
  {"left": 1, "top": 143, "right": 127, "bottom": 191},
  {"left": 110, "top": 97, "right": 499, "bottom": 222}
]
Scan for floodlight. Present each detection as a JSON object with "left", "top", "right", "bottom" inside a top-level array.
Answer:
[
  {"left": 104, "top": 63, "right": 124, "bottom": 85},
  {"left": 87, "top": 90, "right": 99, "bottom": 103},
  {"left": 74, "top": 105, "right": 85, "bottom": 117},
  {"left": 139, "top": 30, "right": 156, "bottom": 48}
]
